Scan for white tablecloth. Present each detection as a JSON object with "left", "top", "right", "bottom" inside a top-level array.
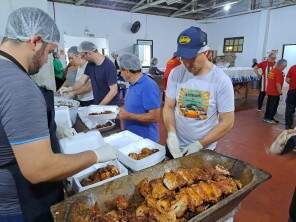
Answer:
[{"left": 223, "top": 67, "right": 259, "bottom": 84}]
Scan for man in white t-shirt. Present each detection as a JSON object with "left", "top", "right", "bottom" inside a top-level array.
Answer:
[{"left": 163, "top": 26, "right": 235, "bottom": 158}]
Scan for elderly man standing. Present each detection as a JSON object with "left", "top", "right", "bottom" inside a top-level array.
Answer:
[
  {"left": 263, "top": 59, "right": 287, "bottom": 124},
  {"left": 255, "top": 52, "right": 277, "bottom": 111},
  {"left": 118, "top": 54, "right": 161, "bottom": 142},
  {"left": 0, "top": 8, "right": 116, "bottom": 222},
  {"left": 163, "top": 26, "right": 235, "bottom": 158},
  {"left": 62, "top": 41, "right": 119, "bottom": 105}
]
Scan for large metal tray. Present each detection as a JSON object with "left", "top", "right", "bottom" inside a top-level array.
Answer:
[{"left": 51, "top": 150, "right": 271, "bottom": 222}]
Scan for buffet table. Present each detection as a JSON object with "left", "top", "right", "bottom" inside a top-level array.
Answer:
[{"left": 223, "top": 67, "right": 258, "bottom": 102}]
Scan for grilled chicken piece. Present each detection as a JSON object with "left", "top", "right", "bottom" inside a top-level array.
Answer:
[
  {"left": 149, "top": 208, "right": 177, "bottom": 222},
  {"left": 156, "top": 198, "right": 172, "bottom": 214},
  {"left": 175, "top": 168, "right": 195, "bottom": 185},
  {"left": 171, "top": 193, "right": 189, "bottom": 218},
  {"left": 235, "top": 179, "right": 243, "bottom": 189},
  {"left": 197, "top": 181, "right": 222, "bottom": 203},
  {"left": 150, "top": 178, "right": 172, "bottom": 199},
  {"left": 135, "top": 203, "right": 150, "bottom": 218},
  {"left": 138, "top": 178, "right": 151, "bottom": 198},
  {"left": 105, "top": 210, "right": 120, "bottom": 222},
  {"left": 116, "top": 195, "right": 129, "bottom": 210},
  {"left": 181, "top": 187, "right": 204, "bottom": 211},
  {"left": 163, "top": 172, "right": 187, "bottom": 191},
  {"left": 213, "top": 177, "right": 238, "bottom": 195},
  {"left": 146, "top": 195, "right": 158, "bottom": 209}
]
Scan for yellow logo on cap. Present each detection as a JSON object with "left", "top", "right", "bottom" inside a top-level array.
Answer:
[{"left": 179, "top": 36, "right": 191, "bottom": 44}]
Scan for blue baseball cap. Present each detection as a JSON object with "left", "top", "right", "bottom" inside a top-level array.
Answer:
[{"left": 176, "top": 26, "right": 208, "bottom": 60}]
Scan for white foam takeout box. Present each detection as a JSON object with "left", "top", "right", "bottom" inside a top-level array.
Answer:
[
  {"left": 59, "top": 131, "right": 104, "bottom": 155},
  {"left": 54, "top": 96, "right": 80, "bottom": 125},
  {"left": 55, "top": 107, "right": 73, "bottom": 128},
  {"left": 78, "top": 106, "right": 119, "bottom": 130},
  {"left": 72, "top": 160, "right": 128, "bottom": 192},
  {"left": 87, "top": 105, "right": 119, "bottom": 121},
  {"left": 118, "top": 139, "right": 166, "bottom": 172},
  {"left": 104, "top": 130, "right": 143, "bottom": 149}
]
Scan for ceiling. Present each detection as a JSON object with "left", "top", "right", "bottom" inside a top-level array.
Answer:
[{"left": 48, "top": 0, "right": 296, "bottom": 20}]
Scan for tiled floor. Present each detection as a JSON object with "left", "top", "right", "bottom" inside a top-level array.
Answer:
[{"left": 159, "top": 93, "right": 296, "bottom": 222}]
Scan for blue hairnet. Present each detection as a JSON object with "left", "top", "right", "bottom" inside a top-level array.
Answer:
[
  {"left": 78, "top": 41, "right": 97, "bottom": 53},
  {"left": 67, "top": 46, "right": 79, "bottom": 56}
]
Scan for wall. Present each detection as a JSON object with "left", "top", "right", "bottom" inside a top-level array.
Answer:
[
  {"left": 204, "top": 12, "right": 262, "bottom": 67},
  {"left": 267, "top": 4, "right": 296, "bottom": 57},
  {"left": 47, "top": 2, "right": 203, "bottom": 68}
]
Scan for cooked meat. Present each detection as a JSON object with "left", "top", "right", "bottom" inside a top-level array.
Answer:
[
  {"left": 163, "top": 171, "right": 187, "bottom": 191},
  {"left": 156, "top": 199, "right": 172, "bottom": 214},
  {"left": 171, "top": 193, "right": 189, "bottom": 218},
  {"left": 116, "top": 195, "right": 129, "bottom": 210},
  {"left": 70, "top": 165, "right": 242, "bottom": 222},
  {"left": 138, "top": 178, "right": 151, "bottom": 198},
  {"left": 150, "top": 178, "right": 172, "bottom": 199},
  {"left": 80, "top": 165, "right": 120, "bottom": 187},
  {"left": 128, "top": 148, "right": 159, "bottom": 160}
]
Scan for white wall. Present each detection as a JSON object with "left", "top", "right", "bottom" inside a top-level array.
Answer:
[
  {"left": 205, "top": 12, "right": 262, "bottom": 67},
  {"left": 47, "top": 2, "right": 203, "bottom": 68},
  {"left": 267, "top": 5, "right": 296, "bottom": 57}
]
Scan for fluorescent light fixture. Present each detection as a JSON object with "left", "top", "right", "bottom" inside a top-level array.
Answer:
[{"left": 224, "top": 3, "right": 231, "bottom": 11}]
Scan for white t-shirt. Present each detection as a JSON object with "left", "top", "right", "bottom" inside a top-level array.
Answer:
[
  {"left": 75, "top": 63, "right": 94, "bottom": 102},
  {"left": 166, "top": 64, "right": 234, "bottom": 150}
]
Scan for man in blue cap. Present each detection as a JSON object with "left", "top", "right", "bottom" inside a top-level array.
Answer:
[{"left": 163, "top": 26, "right": 235, "bottom": 158}]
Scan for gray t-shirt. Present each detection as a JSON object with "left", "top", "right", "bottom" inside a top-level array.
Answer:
[
  {"left": 166, "top": 64, "right": 234, "bottom": 150},
  {"left": 0, "top": 57, "right": 49, "bottom": 215}
]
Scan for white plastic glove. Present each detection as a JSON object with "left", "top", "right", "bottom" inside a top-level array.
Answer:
[
  {"left": 62, "top": 91, "right": 75, "bottom": 99},
  {"left": 166, "top": 132, "right": 183, "bottom": 158},
  {"left": 93, "top": 144, "right": 118, "bottom": 163},
  {"left": 58, "top": 87, "right": 72, "bottom": 96},
  {"left": 185, "top": 140, "right": 203, "bottom": 156}
]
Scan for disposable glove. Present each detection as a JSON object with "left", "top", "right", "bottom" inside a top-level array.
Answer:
[
  {"left": 184, "top": 140, "right": 203, "bottom": 156},
  {"left": 92, "top": 144, "right": 118, "bottom": 163},
  {"left": 166, "top": 132, "right": 183, "bottom": 158}
]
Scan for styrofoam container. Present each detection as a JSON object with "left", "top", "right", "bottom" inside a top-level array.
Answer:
[
  {"left": 59, "top": 131, "right": 104, "bottom": 154},
  {"left": 55, "top": 107, "right": 73, "bottom": 128},
  {"left": 87, "top": 105, "right": 119, "bottom": 121},
  {"left": 72, "top": 160, "right": 128, "bottom": 192},
  {"left": 118, "top": 139, "right": 166, "bottom": 171},
  {"left": 104, "top": 131, "right": 143, "bottom": 149},
  {"left": 54, "top": 96, "right": 80, "bottom": 108}
]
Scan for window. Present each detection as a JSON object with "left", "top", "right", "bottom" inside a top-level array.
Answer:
[
  {"left": 223, "top": 37, "right": 244, "bottom": 53},
  {"left": 135, "top": 40, "right": 153, "bottom": 68}
]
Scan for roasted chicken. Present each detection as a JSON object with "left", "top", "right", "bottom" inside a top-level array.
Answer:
[
  {"left": 128, "top": 148, "right": 159, "bottom": 160},
  {"left": 70, "top": 165, "right": 242, "bottom": 222}
]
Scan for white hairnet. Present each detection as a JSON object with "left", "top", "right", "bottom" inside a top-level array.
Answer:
[
  {"left": 78, "top": 41, "right": 98, "bottom": 53},
  {"left": 4, "top": 7, "right": 60, "bottom": 44},
  {"left": 118, "top": 54, "right": 142, "bottom": 71},
  {"left": 67, "top": 46, "right": 79, "bottom": 55}
]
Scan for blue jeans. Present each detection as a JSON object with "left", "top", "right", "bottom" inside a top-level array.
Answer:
[{"left": 0, "top": 215, "right": 24, "bottom": 222}]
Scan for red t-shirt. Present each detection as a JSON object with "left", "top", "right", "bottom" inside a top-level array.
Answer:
[
  {"left": 287, "top": 65, "right": 296, "bottom": 90},
  {"left": 257, "top": 60, "right": 275, "bottom": 92},
  {"left": 266, "top": 68, "right": 284, "bottom": 96},
  {"left": 163, "top": 57, "right": 181, "bottom": 90}
]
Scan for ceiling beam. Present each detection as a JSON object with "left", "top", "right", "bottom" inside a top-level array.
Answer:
[
  {"left": 107, "top": 0, "right": 138, "bottom": 5},
  {"left": 131, "top": 0, "right": 167, "bottom": 12},
  {"left": 75, "top": 0, "right": 87, "bottom": 6},
  {"left": 82, "top": 2, "right": 129, "bottom": 10},
  {"left": 170, "top": 1, "right": 193, "bottom": 17},
  {"left": 130, "top": 0, "right": 147, "bottom": 11},
  {"left": 172, "top": 0, "right": 239, "bottom": 17}
]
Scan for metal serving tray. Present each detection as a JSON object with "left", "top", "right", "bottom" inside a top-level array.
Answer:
[{"left": 51, "top": 150, "right": 271, "bottom": 222}]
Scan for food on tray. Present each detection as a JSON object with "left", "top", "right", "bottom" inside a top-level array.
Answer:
[
  {"left": 128, "top": 147, "right": 159, "bottom": 160},
  {"left": 89, "top": 110, "right": 114, "bottom": 116},
  {"left": 71, "top": 165, "right": 242, "bottom": 222},
  {"left": 95, "top": 121, "right": 113, "bottom": 129},
  {"left": 80, "top": 165, "right": 120, "bottom": 187}
]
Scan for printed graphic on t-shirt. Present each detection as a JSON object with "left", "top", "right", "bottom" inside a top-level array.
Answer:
[{"left": 178, "top": 88, "right": 210, "bottom": 120}]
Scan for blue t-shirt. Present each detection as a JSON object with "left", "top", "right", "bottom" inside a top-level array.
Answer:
[
  {"left": 84, "top": 57, "right": 119, "bottom": 105},
  {"left": 124, "top": 74, "right": 161, "bottom": 142}
]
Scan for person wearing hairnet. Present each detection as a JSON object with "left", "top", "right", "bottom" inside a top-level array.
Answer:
[
  {"left": 149, "top": 57, "right": 164, "bottom": 76},
  {"left": 59, "top": 46, "right": 94, "bottom": 106},
  {"left": 62, "top": 41, "right": 119, "bottom": 105},
  {"left": 118, "top": 54, "right": 161, "bottom": 142},
  {"left": 0, "top": 8, "right": 117, "bottom": 222},
  {"left": 164, "top": 26, "right": 235, "bottom": 158}
]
